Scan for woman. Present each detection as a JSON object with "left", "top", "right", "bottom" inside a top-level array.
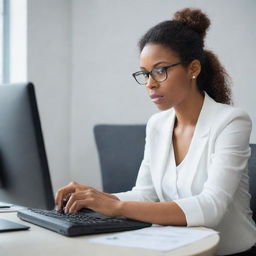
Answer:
[{"left": 55, "top": 8, "right": 256, "bottom": 256}]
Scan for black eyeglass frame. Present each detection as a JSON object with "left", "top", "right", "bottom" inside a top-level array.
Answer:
[{"left": 132, "top": 61, "right": 187, "bottom": 85}]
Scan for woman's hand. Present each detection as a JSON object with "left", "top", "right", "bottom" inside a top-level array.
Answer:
[{"left": 55, "top": 181, "right": 121, "bottom": 217}]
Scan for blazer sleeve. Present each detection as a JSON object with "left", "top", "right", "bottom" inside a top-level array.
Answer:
[
  {"left": 174, "top": 109, "right": 252, "bottom": 228},
  {"left": 112, "top": 117, "right": 159, "bottom": 202}
]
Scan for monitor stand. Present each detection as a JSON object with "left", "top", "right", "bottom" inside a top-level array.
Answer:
[{"left": 0, "top": 218, "right": 30, "bottom": 232}]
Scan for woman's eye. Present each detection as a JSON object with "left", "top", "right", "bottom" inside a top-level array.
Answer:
[
  {"left": 154, "top": 68, "right": 165, "bottom": 75},
  {"left": 143, "top": 73, "right": 149, "bottom": 78}
]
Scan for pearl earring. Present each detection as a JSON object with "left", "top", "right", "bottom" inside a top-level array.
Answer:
[{"left": 192, "top": 75, "right": 196, "bottom": 79}]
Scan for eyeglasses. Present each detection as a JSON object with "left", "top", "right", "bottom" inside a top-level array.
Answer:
[{"left": 132, "top": 62, "right": 185, "bottom": 85}]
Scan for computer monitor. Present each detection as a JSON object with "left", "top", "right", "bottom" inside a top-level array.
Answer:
[{"left": 0, "top": 82, "right": 54, "bottom": 210}]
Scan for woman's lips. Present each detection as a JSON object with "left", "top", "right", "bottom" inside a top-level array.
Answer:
[{"left": 150, "top": 94, "right": 164, "bottom": 104}]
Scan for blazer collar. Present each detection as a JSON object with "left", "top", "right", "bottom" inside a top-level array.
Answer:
[
  {"left": 159, "top": 92, "right": 219, "bottom": 139},
  {"left": 193, "top": 92, "right": 219, "bottom": 138}
]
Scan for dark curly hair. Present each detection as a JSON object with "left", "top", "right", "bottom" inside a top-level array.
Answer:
[{"left": 139, "top": 8, "right": 232, "bottom": 104}]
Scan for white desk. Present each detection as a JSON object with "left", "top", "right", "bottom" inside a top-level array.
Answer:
[{"left": 0, "top": 212, "right": 219, "bottom": 256}]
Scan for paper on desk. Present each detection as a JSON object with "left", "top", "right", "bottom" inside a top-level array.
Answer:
[
  {"left": 0, "top": 204, "right": 25, "bottom": 213},
  {"left": 89, "top": 225, "right": 218, "bottom": 252}
]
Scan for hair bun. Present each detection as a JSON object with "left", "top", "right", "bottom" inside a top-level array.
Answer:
[{"left": 173, "top": 8, "right": 210, "bottom": 40}]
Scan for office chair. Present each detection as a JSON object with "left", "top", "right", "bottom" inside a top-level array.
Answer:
[
  {"left": 94, "top": 124, "right": 146, "bottom": 193},
  {"left": 249, "top": 144, "right": 256, "bottom": 222},
  {"left": 227, "top": 146, "right": 256, "bottom": 256}
]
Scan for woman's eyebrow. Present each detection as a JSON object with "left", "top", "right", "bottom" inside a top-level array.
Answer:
[
  {"left": 153, "top": 61, "right": 170, "bottom": 67},
  {"left": 140, "top": 61, "right": 171, "bottom": 70}
]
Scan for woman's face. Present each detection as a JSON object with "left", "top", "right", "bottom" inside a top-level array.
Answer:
[{"left": 140, "top": 43, "right": 196, "bottom": 111}]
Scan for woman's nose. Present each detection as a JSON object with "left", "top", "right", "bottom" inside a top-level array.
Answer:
[{"left": 146, "top": 75, "right": 160, "bottom": 90}]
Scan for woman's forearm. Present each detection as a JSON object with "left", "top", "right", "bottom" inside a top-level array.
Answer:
[{"left": 116, "top": 201, "right": 187, "bottom": 226}]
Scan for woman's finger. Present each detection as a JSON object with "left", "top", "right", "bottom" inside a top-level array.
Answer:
[
  {"left": 55, "top": 181, "right": 77, "bottom": 211},
  {"left": 64, "top": 191, "right": 88, "bottom": 213},
  {"left": 68, "top": 199, "right": 89, "bottom": 214}
]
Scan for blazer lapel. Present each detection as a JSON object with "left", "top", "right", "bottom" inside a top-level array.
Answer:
[
  {"left": 151, "top": 109, "right": 176, "bottom": 201},
  {"left": 182, "top": 93, "right": 220, "bottom": 193}
]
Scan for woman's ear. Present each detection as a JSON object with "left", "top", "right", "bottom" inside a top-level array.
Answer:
[{"left": 188, "top": 59, "right": 201, "bottom": 79}]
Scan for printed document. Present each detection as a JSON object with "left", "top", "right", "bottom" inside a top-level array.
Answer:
[{"left": 89, "top": 225, "right": 218, "bottom": 251}]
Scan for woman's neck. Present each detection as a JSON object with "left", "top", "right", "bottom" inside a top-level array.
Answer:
[{"left": 174, "top": 91, "right": 205, "bottom": 128}]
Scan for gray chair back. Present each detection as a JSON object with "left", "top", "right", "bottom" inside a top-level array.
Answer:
[
  {"left": 94, "top": 124, "right": 146, "bottom": 193},
  {"left": 249, "top": 144, "right": 256, "bottom": 222}
]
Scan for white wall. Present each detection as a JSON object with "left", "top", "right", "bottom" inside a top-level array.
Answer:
[
  {"left": 70, "top": 0, "right": 256, "bottom": 190},
  {"left": 70, "top": 0, "right": 157, "bottom": 189},
  {"left": 27, "top": 0, "right": 71, "bottom": 191},
  {"left": 25, "top": 0, "right": 256, "bottom": 192}
]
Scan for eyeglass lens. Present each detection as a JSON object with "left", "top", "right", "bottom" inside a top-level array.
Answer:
[{"left": 135, "top": 68, "right": 166, "bottom": 85}]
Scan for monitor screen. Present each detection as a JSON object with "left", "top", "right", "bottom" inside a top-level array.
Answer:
[{"left": 0, "top": 83, "right": 54, "bottom": 210}]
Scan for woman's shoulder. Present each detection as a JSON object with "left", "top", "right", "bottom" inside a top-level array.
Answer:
[
  {"left": 211, "top": 98, "right": 251, "bottom": 125},
  {"left": 206, "top": 95, "right": 252, "bottom": 134}
]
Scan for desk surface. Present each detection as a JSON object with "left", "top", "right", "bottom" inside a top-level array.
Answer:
[{"left": 0, "top": 212, "right": 219, "bottom": 256}]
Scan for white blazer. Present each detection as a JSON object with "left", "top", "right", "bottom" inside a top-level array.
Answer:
[{"left": 114, "top": 93, "right": 256, "bottom": 255}]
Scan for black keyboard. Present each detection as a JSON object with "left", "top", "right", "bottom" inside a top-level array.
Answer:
[
  {"left": 17, "top": 207, "right": 152, "bottom": 236},
  {"left": 29, "top": 208, "right": 124, "bottom": 225}
]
